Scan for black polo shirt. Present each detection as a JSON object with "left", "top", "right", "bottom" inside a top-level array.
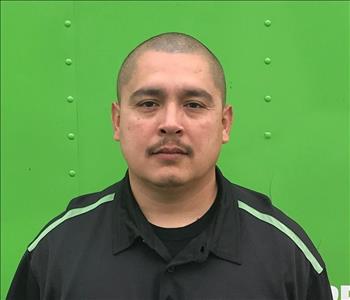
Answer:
[{"left": 7, "top": 167, "right": 332, "bottom": 300}]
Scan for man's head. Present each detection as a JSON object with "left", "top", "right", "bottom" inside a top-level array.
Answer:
[
  {"left": 116, "top": 32, "right": 226, "bottom": 105},
  {"left": 112, "top": 32, "right": 233, "bottom": 189}
]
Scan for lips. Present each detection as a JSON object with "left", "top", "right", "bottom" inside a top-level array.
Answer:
[{"left": 152, "top": 147, "right": 187, "bottom": 155}]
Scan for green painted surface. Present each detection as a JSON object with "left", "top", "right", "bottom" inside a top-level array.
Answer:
[{"left": 1, "top": 1, "right": 349, "bottom": 298}]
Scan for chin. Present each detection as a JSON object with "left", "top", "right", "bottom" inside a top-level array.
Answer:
[
  {"left": 153, "top": 176, "right": 185, "bottom": 188},
  {"left": 148, "top": 173, "right": 187, "bottom": 189}
]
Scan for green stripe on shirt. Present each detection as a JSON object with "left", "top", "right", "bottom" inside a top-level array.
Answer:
[
  {"left": 28, "top": 193, "right": 115, "bottom": 252},
  {"left": 237, "top": 200, "right": 323, "bottom": 274}
]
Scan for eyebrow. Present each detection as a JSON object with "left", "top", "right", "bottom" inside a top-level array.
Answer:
[
  {"left": 130, "top": 88, "right": 166, "bottom": 102},
  {"left": 129, "top": 86, "right": 214, "bottom": 103}
]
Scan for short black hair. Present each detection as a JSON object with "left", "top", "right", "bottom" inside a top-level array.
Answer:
[{"left": 116, "top": 32, "right": 226, "bottom": 105}]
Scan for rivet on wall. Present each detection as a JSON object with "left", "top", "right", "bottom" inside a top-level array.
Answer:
[
  {"left": 64, "top": 20, "right": 71, "bottom": 28},
  {"left": 64, "top": 16, "right": 77, "bottom": 181},
  {"left": 67, "top": 96, "right": 74, "bottom": 103},
  {"left": 65, "top": 58, "right": 73, "bottom": 65},
  {"left": 264, "top": 57, "right": 271, "bottom": 65},
  {"left": 264, "top": 20, "right": 272, "bottom": 141},
  {"left": 264, "top": 131, "right": 272, "bottom": 139},
  {"left": 67, "top": 133, "right": 75, "bottom": 140},
  {"left": 264, "top": 19, "right": 271, "bottom": 27},
  {"left": 68, "top": 170, "right": 76, "bottom": 177},
  {"left": 264, "top": 95, "right": 272, "bottom": 102}
]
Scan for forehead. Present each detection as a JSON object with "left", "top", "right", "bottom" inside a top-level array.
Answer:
[
  {"left": 135, "top": 50, "right": 210, "bottom": 72},
  {"left": 123, "top": 50, "right": 219, "bottom": 98}
]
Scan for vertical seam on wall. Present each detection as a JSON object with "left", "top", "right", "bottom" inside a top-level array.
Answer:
[
  {"left": 71, "top": 0, "right": 80, "bottom": 194},
  {"left": 347, "top": 1, "right": 350, "bottom": 281}
]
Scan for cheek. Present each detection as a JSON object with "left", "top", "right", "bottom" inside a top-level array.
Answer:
[
  {"left": 120, "top": 117, "right": 151, "bottom": 145},
  {"left": 189, "top": 119, "right": 222, "bottom": 149}
]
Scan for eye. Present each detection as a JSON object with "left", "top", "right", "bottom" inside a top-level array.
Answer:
[
  {"left": 138, "top": 100, "right": 159, "bottom": 108},
  {"left": 185, "top": 101, "right": 205, "bottom": 109}
]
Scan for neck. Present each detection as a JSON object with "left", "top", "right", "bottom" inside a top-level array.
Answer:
[{"left": 128, "top": 168, "right": 217, "bottom": 228}]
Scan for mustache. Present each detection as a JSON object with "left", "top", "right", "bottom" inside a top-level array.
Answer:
[{"left": 146, "top": 137, "right": 193, "bottom": 157}]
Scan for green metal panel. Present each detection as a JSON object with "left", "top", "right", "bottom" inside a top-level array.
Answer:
[{"left": 1, "top": 1, "right": 348, "bottom": 299}]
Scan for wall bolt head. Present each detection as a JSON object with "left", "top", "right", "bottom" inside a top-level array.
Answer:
[
  {"left": 264, "top": 57, "right": 271, "bottom": 65},
  {"left": 69, "top": 170, "right": 76, "bottom": 177},
  {"left": 264, "top": 132, "right": 272, "bottom": 139},
  {"left": 264, "top": 20, "right": 272, "bottom": 27},
  {"left": 264, "top": 95, "right": 272, "bottom": 102}
]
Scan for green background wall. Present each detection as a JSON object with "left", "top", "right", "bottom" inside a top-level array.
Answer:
[{"left": 1, "top": 1, "right": 349, "bottom": 299}]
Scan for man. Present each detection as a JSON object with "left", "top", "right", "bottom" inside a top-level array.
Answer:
[{"left": 7, "top": 32, "right": 332, "bottom": 300}]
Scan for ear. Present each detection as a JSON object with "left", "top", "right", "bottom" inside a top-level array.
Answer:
[
  {"left": 111, "top": 101, "right": 121, "bottom": 141},
  {"left": 222, "top": 104, "right": 233, "bottom": 144}
]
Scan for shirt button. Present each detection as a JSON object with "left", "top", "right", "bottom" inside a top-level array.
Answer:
[{"left": 167, "top": 266, "right": 175, "bottom": 273}]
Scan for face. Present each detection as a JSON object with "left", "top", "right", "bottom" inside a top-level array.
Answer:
[{"left": 112, "top": 50, "right": 233, "bottom": 188}]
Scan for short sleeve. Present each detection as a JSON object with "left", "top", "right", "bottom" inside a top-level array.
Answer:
[{"left": 6, "top": 250, "right": 40, "bottom": 300}]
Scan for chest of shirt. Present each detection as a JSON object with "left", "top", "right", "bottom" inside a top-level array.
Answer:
[{"left": 34, "top": 239, "right": 299, "bottom": 300}]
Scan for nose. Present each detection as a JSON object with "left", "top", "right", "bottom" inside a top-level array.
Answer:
[{"left": 158, "top": 103, "right": 184, "bottom": 136}]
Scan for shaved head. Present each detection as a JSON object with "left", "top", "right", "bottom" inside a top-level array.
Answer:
[{"left": 116, "top": 32, "right": 226, "bottom": 105}]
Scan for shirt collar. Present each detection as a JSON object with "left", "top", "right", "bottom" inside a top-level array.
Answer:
[
  {"left": 111, "top": 166, "right": 242, "bottom": 265},
  {"left": 208, "top": 167, "right": 242, "bottom": 265},
  {"left": 112, "top": 171, "right": 171, "bottom": 260}
]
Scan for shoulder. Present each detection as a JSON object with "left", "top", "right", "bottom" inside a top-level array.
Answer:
[
  {"left": 227, "top": 179, "right": 326, "bottom": 275},
  {"left": 27, "top": 180, "right": 122, "bottom": 253}
]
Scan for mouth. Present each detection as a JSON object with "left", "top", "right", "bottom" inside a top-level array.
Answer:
[
  {"left": 150, "top": 146, "right": 189, "bottom": 161},
  {"left": 147, "top": 140, "right": 193, "bottom": 161},
  {"left": 152, "top": 147, "right": 188, "bottom": 155}
]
